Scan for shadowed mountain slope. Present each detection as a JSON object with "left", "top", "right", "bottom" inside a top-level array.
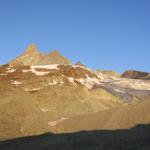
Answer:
[{"left": 0, "top": 124, "right": 150, "bottom": 150}]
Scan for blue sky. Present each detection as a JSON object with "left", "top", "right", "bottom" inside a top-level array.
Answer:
[{"left": 0, "top": 0, "right": 149, "bottom": 72}]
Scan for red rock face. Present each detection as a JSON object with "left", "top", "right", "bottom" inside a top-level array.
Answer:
[{"left": 122, "top": 70, "right": 150, "bottom": 80}]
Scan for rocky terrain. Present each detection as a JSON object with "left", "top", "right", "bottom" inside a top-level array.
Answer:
[
  {"left": 0, "top": 44, "right": 150, "bottom": 147},
  {"left": 122, "top": 70, "right": 150, "bottom": 80},
  {"left": 0, "top": 124, "right": 150, "bottom": 150},
  {"left": 10, "top": 44, "right": 71, "bottom": 66},
  {"left": 96, "top": 70, "right": 120, "bottom": 77}
]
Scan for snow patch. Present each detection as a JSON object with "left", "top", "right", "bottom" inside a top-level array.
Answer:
[
  {"left": 6, "top": 68, "right": 16, "bottom": 73},
  {"left": 114, "top": 88, "right": 126, "bottom": 94},
  {"left": 68, "top": 77, "right": 76, "bottom": 85},
  {"left": 28, "top": 64, "right": 60, "bottom": 76},
  {"left": 95, "top": 71, "right": 107, "bottom": 81},
  {"left": 31, "top": 69, "right": 50, "bottom": 76},
  {"left": 31, "top": 64, "right": 59, "bottom": 70},
  {"left": 105, "top": 77, "right": 150, "bottom": 91},
  {"left": 22, "top": 70, "right": 30, "bottom": 73},
  {"left": 77, "top": 75, "right": 101, "bottom": 89},
  {"left": 48, "top": 117, "right": 69, "bottom": 126},
  {"left": 41, "top": 108, "right": 49, "bottom": 112},
  {"left": 11, "top": 80, "right": 22, "bottom": 86},
  {"left": 24, "top": 87, "right": 41, "bottom": 92},
  {"left": 74, "top": 65, "right": 92, "bottom": 71},
  {"left": 0, "top": 73, "right": 7, "bottom": 76}
]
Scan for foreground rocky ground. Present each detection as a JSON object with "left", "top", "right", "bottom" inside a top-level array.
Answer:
[{"left": 0, "top": 124, "right": 150, "bottom": 150}]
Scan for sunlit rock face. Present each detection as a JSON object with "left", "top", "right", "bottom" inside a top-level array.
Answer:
[
  {"left": 0, "top": 45, "right": 150, "bottom": 139},
  {"left": 10, "top": 44, "right": 71, "bottom": 66}
]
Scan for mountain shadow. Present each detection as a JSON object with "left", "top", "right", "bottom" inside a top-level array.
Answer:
[{"left": 0, "top": 124, "right": 150, "bottom": 150}]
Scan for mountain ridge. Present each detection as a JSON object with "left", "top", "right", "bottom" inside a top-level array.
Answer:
[
  {"left": 0, "top": 44, "right": 150, "bottom": 140},
  {"left": 122, "top": 70, "right": 150, "bottom": 80},
  {"left": 10, "top": 44, "right": 71, "bottom": 66}
]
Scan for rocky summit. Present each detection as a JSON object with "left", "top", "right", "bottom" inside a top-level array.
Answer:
[
  {"left": 10, "top": 44, "right": 71, "bottom": 66},
  {"left": 0, "top": 45, "right": 150, "bottom": 141}
]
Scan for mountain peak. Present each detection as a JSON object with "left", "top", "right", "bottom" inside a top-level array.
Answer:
[
  {"left": 48, "top": 50, "right": 60, "bottom": 56},
  {"left": 10, "top": 45, "right": 71, "bottom": 66},
  {"left": 75, "top": 61, "right": 86, "bottom": 67},
  {"left": 24, "top": 44, "right": 39, "bottom": 55},
  {"left": 10, "top": 44, "right": 42, "bottom": 66},
  {"left": 40, "top": 50, "right": 71, "bottom": 65}
]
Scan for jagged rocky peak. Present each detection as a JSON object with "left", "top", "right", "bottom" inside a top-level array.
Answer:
[
  {"left": 10, "top": 44, "right": 43, "bottom": 66},
  {"left": 48, "top": 50, "right": 60, "bottom": 56},
  {"left": 38, "top": 49, "right": 71, "bottom": 65},
  {"left": 10, "top": 44, "right": 71, "bottom": 66},
  {"left": 24, "top": 44, "right": 40, "bottom": 55},
  {"left": 75, "top": 61, "right": 86, "bottom": 67}
]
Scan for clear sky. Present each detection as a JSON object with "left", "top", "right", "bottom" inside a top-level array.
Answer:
[{"left": 0, "top": 0, "right": 149, "bottom": 72}]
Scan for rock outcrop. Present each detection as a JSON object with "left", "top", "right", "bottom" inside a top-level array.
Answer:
[
  {"left": 122, "top": 70, "right": 150, "bottom": 80},
  {"left": 38, "top": 50, "right": 71, "bottom": 65}
]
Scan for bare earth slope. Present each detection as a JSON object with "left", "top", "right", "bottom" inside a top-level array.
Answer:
[
  {"left": 54, "top": 96, "right": 150, "bottom": 133},
  {"left": 0, "top": 62, "right": 150, "bottom": 139},
  {"left": 0, "top": 45, "right": 150, "bottom": 141},
  {"left": 0, "top": 63, "right": 126, "bottom": 139}
]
